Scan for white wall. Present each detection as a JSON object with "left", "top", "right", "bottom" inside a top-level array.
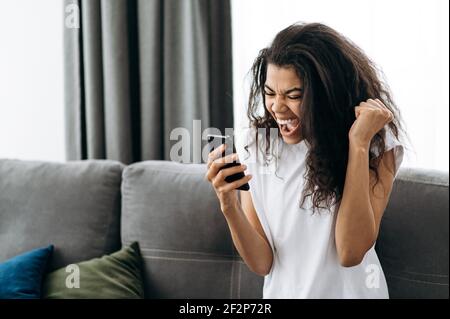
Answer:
[
  {"left": 232, "top": 0, "right": 449, "bottom": 171},
  {"left": 0, "top": 0, "right": 64, "bottom": 162}
]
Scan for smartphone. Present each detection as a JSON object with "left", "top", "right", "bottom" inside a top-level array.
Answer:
[{"left": 207, "top": 134, "right": 250, "bottom": 191}]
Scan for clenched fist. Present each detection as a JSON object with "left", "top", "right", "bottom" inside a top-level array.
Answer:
[{"left": 349, "top": 98, "right": 394, "bottom": 148}]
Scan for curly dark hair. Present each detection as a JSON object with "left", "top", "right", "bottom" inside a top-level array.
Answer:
[{"left": 246, "top": 22, "right": 404, "bottom": 211}]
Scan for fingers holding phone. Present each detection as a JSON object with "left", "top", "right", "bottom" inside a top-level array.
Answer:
[
  {"left": 215, "top": 165, "right": 252, "bottom": 193},
  {"left": 206, "top": 135, "right": 251, "bottom": 191},
  {"left": 205, "top": 136, "right": 252, "bottom": 214},
  {"left": 205, "top": 143, "right": 252, "bottom": 187},
  {"left": 206, "top": 143, "right": 227, "bottom": 169},
  {"left": 205, "top": 153, "right": 252, "bottom": 213},
  {"left": 210, "top": 157, "right": 252, "bottom": 191}
]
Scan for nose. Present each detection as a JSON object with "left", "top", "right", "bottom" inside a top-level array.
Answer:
[{"left": 271, "top": 95, "right": 288, "bottom": 113}]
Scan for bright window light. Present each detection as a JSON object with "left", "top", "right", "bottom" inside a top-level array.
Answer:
[{"left": 0, "top": 0, "right": 64, "bottom": 162}]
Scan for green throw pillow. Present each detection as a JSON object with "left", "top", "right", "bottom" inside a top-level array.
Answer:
[{"left": 43, "top": 242, "right": 144, "bottom": 299}]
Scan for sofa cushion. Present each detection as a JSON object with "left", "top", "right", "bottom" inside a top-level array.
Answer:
[
  {"left": 376, "top": 168, "right": 449, "bottom": 298},
  {"left": 0, "top": 159, "right": 124, "bottom": 271},
  {"left": 0, "top": 245, "right": 53, "bottom": 299},
  {"left": 121, "top": 160, "right": 263, "bottom": 298},
  {"left": 43, "top": 242, "right": 144, "bottom": 299}
]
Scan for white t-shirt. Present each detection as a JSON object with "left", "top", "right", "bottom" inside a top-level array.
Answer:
[{"left": 235, "top": 126, "right": 404, "bottom": 299}]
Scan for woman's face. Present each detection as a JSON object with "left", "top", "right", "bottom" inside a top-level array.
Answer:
[{"left": 264, "top": 64, "right": 303, "bottom": 144}]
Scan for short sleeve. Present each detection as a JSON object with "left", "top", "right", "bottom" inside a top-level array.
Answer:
[{"left": 382, "top": 127, "right": 404, "bottom": 178}]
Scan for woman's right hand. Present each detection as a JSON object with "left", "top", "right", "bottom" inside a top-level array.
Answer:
[{"left": 205, "top": 144, "right": 252, "bottom": 214}]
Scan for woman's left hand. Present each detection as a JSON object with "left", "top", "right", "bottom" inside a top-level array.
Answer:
[{"left": 348, "top": 98, "right": 394, "bottom": 148}]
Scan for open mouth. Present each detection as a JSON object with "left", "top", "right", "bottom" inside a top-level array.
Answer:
[{"left": 276, "top": 117, "right": 300, "bottom": 136}]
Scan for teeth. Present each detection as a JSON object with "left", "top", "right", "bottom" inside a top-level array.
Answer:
[{"left": 277, "top": 118, "right": 295, "bottom": 125}]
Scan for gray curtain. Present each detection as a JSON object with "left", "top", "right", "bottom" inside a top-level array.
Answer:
[{"left": 64, "top": 0, "right": 233, "bottom": 164}]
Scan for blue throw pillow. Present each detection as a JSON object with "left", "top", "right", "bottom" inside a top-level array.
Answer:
[{"left": 0, "top": 245, "right": 54, "bottom": 299}]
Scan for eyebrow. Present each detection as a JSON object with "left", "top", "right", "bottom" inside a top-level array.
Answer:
[{"left": 264, "top": 84, "right": 303, "bottom": 94}]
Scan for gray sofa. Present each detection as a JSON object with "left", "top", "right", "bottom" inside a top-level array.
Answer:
[{"left": 0, "top": 159, "right": 448, "bottom": 299}]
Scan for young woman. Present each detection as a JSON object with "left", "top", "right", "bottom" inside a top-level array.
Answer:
[{"left": 205, "top": 23, "right": 404, "bottom": 298}]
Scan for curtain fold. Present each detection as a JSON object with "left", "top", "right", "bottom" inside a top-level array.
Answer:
[{"left": 64, "top": 0, "right": 233, "bottom": 164}]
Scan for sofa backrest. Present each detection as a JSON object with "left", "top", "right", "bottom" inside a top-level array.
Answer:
[
  {"left": 121, "top": 161, "right": 263, "bottom": 298},
  {"left": 376, "top": 168, "right": 449, "bottom": 298},
  {"left": 1, "top": 158, "right": 448, "bottom": 299},
  {"left": 121, "top": 161, "right": 449, "bottom": 299},
  {"left": 0, "top": 159, "right": 123, "bottom": 271}
]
